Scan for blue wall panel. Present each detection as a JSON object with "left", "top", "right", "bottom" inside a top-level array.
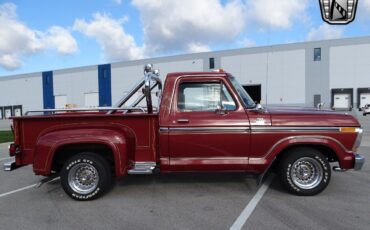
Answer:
[
  {"left": 98, "top": 64, "right": 112, "bottom": 106},
  {"left": 42, "top": 71, "right": 54, "bottom": 109}
]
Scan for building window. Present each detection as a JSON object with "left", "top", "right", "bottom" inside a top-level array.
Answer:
[
  {"left": 209, "top": 57, "right": 215, "bottom": 69},
  {"left": 314, "top": 48, "right": 321, "bottom": 61}
]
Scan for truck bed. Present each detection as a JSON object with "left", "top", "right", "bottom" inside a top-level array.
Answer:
[{"left": 12, "top": 112, "right": 159, "bottom": 168}]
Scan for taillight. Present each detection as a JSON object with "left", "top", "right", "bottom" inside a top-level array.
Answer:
[{"left": 8, "top": 143, "right": 19, "bottom": 157}]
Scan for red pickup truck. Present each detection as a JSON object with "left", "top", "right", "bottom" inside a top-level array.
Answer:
[{"left": 4, "top": 64, "right": 365, "bottom": 200}]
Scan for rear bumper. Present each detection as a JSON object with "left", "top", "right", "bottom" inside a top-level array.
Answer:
[
  {"left": 3, "top": 159, "right": 20, "bottom": 171},
  {"left": 354, "top": 153, "right": 365, "bottom": 170}
]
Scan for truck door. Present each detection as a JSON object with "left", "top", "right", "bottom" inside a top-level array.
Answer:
[{"left": 167, "top": 77, "right": 250, "bottom": 171}]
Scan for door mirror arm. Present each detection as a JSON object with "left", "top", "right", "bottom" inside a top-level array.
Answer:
[
  {"left": 251, "top": 104, "right": 265, "bottom": 113},
  {"left": 215, "top": 108, "right": 228, "bottom": 115}
]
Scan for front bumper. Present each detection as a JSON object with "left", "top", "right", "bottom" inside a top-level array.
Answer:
[{"left": 354, "top": 153, "right": 365, "bottom": 170}]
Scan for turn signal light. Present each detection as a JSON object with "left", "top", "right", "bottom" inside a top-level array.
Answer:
[{"left": 340, "top": 127, "right": 358, "bottom": 133}]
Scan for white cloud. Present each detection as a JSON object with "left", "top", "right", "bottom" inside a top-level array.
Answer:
[
  {"left": 0, "top": 3, "right": 78, "bottom": 70},
  {"left": 113, "top": 0, "right": 123, "bottom": 5},
  {"left": 132, "top": 0, "right": 246, "bottom": 55},
  {"left": 41, "top": 26, "right": 78, "bottom": 55},
  {"left": 240, "top": 38, "right": 255, "bottom": 47},
  {"left": 365, "top": 0, "right": 370, "bottom": 13},
  {"left": 307, "top": 24, "right": 344, "bottom": 41},
  {"left": 73, "top": 13, "right": 144, "bottom": 61},
  {"left": 248, "top": 0, "right": 309, "bottom": 29},
  {"left": 187, "top": 43, "right": 210, "bottom": 53}
]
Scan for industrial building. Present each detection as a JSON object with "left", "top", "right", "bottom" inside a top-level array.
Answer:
[{"left": 1, "top": 36, "right": 370, "bottom": 119}]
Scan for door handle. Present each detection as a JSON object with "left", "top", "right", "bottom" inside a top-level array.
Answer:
[{"left": 177, "top": 119, "right": 189, "bottom": 123}]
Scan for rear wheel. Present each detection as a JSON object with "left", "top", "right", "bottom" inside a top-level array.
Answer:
[
  {"left": 279, "top": 147, "right": 331, "bottom": 196},
  {"left": 61, "top": 153, "right": 112, "bottom": 201}
]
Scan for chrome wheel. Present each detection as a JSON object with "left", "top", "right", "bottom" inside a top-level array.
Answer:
[
  {"left": 68, "top": 163, "right": 99, "bottom": 195},
  {"left": 290, "top": 157, "right": 323, "bottom": 190}
]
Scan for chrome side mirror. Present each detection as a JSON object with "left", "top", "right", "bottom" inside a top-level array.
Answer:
[
  {"left": 252, "top": 104, "right": 265, "bottom": 113},
  {"left": 215, "top": 108, "right": 227, "bottom": 115},
  {"left": 317, "top": 102, "right": 325, "bottom": 110}
]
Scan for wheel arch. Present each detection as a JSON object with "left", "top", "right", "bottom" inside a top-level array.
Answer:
[
  {"left": 33, "top": 127, "right": 135, "bottom": 177},
  {"left": 51, "top": 143, "right": 115, "bottom": 174},
  {"left": 267, "top": 136, "right": 350, "bottom": 172},
  {"left": 275, "top": 144, "right": 338, "bottom": 165}
]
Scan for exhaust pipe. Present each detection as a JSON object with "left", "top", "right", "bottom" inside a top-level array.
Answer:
[{"left": 332, "top": 166, "right": 347, "bottom": 172}]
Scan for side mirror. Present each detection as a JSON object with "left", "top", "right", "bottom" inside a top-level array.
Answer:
[
  {"left": 252, "top": 104, "right": 265, "bottom": 113},
  {"left": 215, "top": 108, "right": 227, "bottom": 115},
  {"left": 215, "top": 106, "right": 227, "bottom": 115}
]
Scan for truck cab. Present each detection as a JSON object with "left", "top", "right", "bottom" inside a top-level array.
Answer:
[{"left": 5, "top": 64, "right": 365, "bottom": 200}]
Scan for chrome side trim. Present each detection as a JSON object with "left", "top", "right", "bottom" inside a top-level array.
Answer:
[
  {"left": 161, "top": 126, "right": 350, "bottom": 133},
  {"left": 169, "top": 157, "right": 248, "bottom": 160},
  {"left": 159, "top": 127, "right": 169, "bottom": 132},
  {"left": 161, "top": 127, "right": 250, "bottom": 133},
  {"left": 251, "top": 126, "right": 341, "bottom": 132}
]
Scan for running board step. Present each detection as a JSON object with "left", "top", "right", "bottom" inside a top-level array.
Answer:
[{"left": 128, "top": 162, "right": 157, "bottom": 175}]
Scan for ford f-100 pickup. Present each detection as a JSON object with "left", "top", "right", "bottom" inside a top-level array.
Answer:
[{"left": 4, "top": 64, "right": 365, "bottom": 200}]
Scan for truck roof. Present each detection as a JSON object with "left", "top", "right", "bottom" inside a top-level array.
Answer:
[{"left": 165, "top": 71, "right": 229, "bottom": 80}]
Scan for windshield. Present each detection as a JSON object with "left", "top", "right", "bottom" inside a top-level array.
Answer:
[{"left": 229, "top": 76, "right": 256, "bottom": 108}]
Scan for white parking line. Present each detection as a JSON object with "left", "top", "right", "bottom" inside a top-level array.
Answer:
[
  {"left": 0, "top": 157, "right": 13, "bottom": 161},
  {"left": 0, "top": 177, "right": 60, "bottom": 199},
  {"left": 0, "top": 184, "right": 38, "bottom": 198},
  {"left": 230, "top": 175, "right": 274, "bottom": 230}
]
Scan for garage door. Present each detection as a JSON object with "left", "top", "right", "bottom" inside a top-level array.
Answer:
[
  {"left": 5, "top": 108, "right": 12, "bottom": 119},
  {"left": 55, "top": 95, "right": 67, "bottom": 109},
  {"left": 333, "top": 94, "right": 351, "bottom": 109},
  {"left": 360, "top": 93, "right": 370, "bottom": 108},
  {"left": 85, "top": 92, "right": 99, "bottom": 108},
  {"left": 14, "top": 107, "right": 22, "bottom": 116}
]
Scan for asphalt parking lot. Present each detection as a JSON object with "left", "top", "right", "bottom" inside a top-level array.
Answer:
[{"left": 0, "top": 140, "right": 369, "bottom": 230}]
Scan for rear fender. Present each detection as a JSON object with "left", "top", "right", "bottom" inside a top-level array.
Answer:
[{"left": 33, "top": 126, "right": 136, "bottom": 177}]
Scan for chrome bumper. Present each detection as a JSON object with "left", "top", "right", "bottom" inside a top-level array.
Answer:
[
  {"left": 354, "top": 154, "right": 365, "bottom": 171},
  {"left": 3, "top": 159, "right": 18, "bottom": 171}
]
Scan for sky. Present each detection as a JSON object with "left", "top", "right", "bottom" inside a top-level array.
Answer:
[{"left": 0, "top": 0, "right": 370, "bottom": 77}]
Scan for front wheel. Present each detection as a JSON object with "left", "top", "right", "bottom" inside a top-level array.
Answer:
[
  {"left": 279, "top": 147, "right": 331, "bottom": 196},
  {"left": 61, "top": 153, "right": 112, "bottom": 201}
]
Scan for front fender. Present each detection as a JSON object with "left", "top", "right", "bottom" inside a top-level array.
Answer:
[
  {"left": 33, "top": 126, "right": 135, "bottom": 177},
  {"left": 250, "top": 135, "right": 354, "bottom": 172}
]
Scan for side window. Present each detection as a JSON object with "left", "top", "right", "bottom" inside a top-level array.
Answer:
[
  {"left": 177, "top": 82, "right": 236, "bottom": 112},
  {"left": 221, "top": 84, "right": 237, "bottom": 111}
]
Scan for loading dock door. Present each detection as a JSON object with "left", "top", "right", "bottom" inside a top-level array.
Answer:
[
  {"left": 314, "top": 95, "right": 321, "bottom": 107},
  {"left": 243, "top": 85, "right": 261, "bottom": 104},
  {"left": 0, "top": 107, "right": 3, "bottom": 119},
  {"left": 4, "top": 108, "right": 12, "bottom": 119},
  {"left": 55, "top": 95, "right": 67, "bottom": 109},
  {"left": 85, "top": 93, "right": 99, "bottom": 108},
  {"left": 333, "top": 94, "right": 351, "bottom": 110},
  {"left": 360, "top": 93, "right": 370, "bottom": 108},
  {"left": 13, "top": 105, "right": 22, "bottom": 117}
]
